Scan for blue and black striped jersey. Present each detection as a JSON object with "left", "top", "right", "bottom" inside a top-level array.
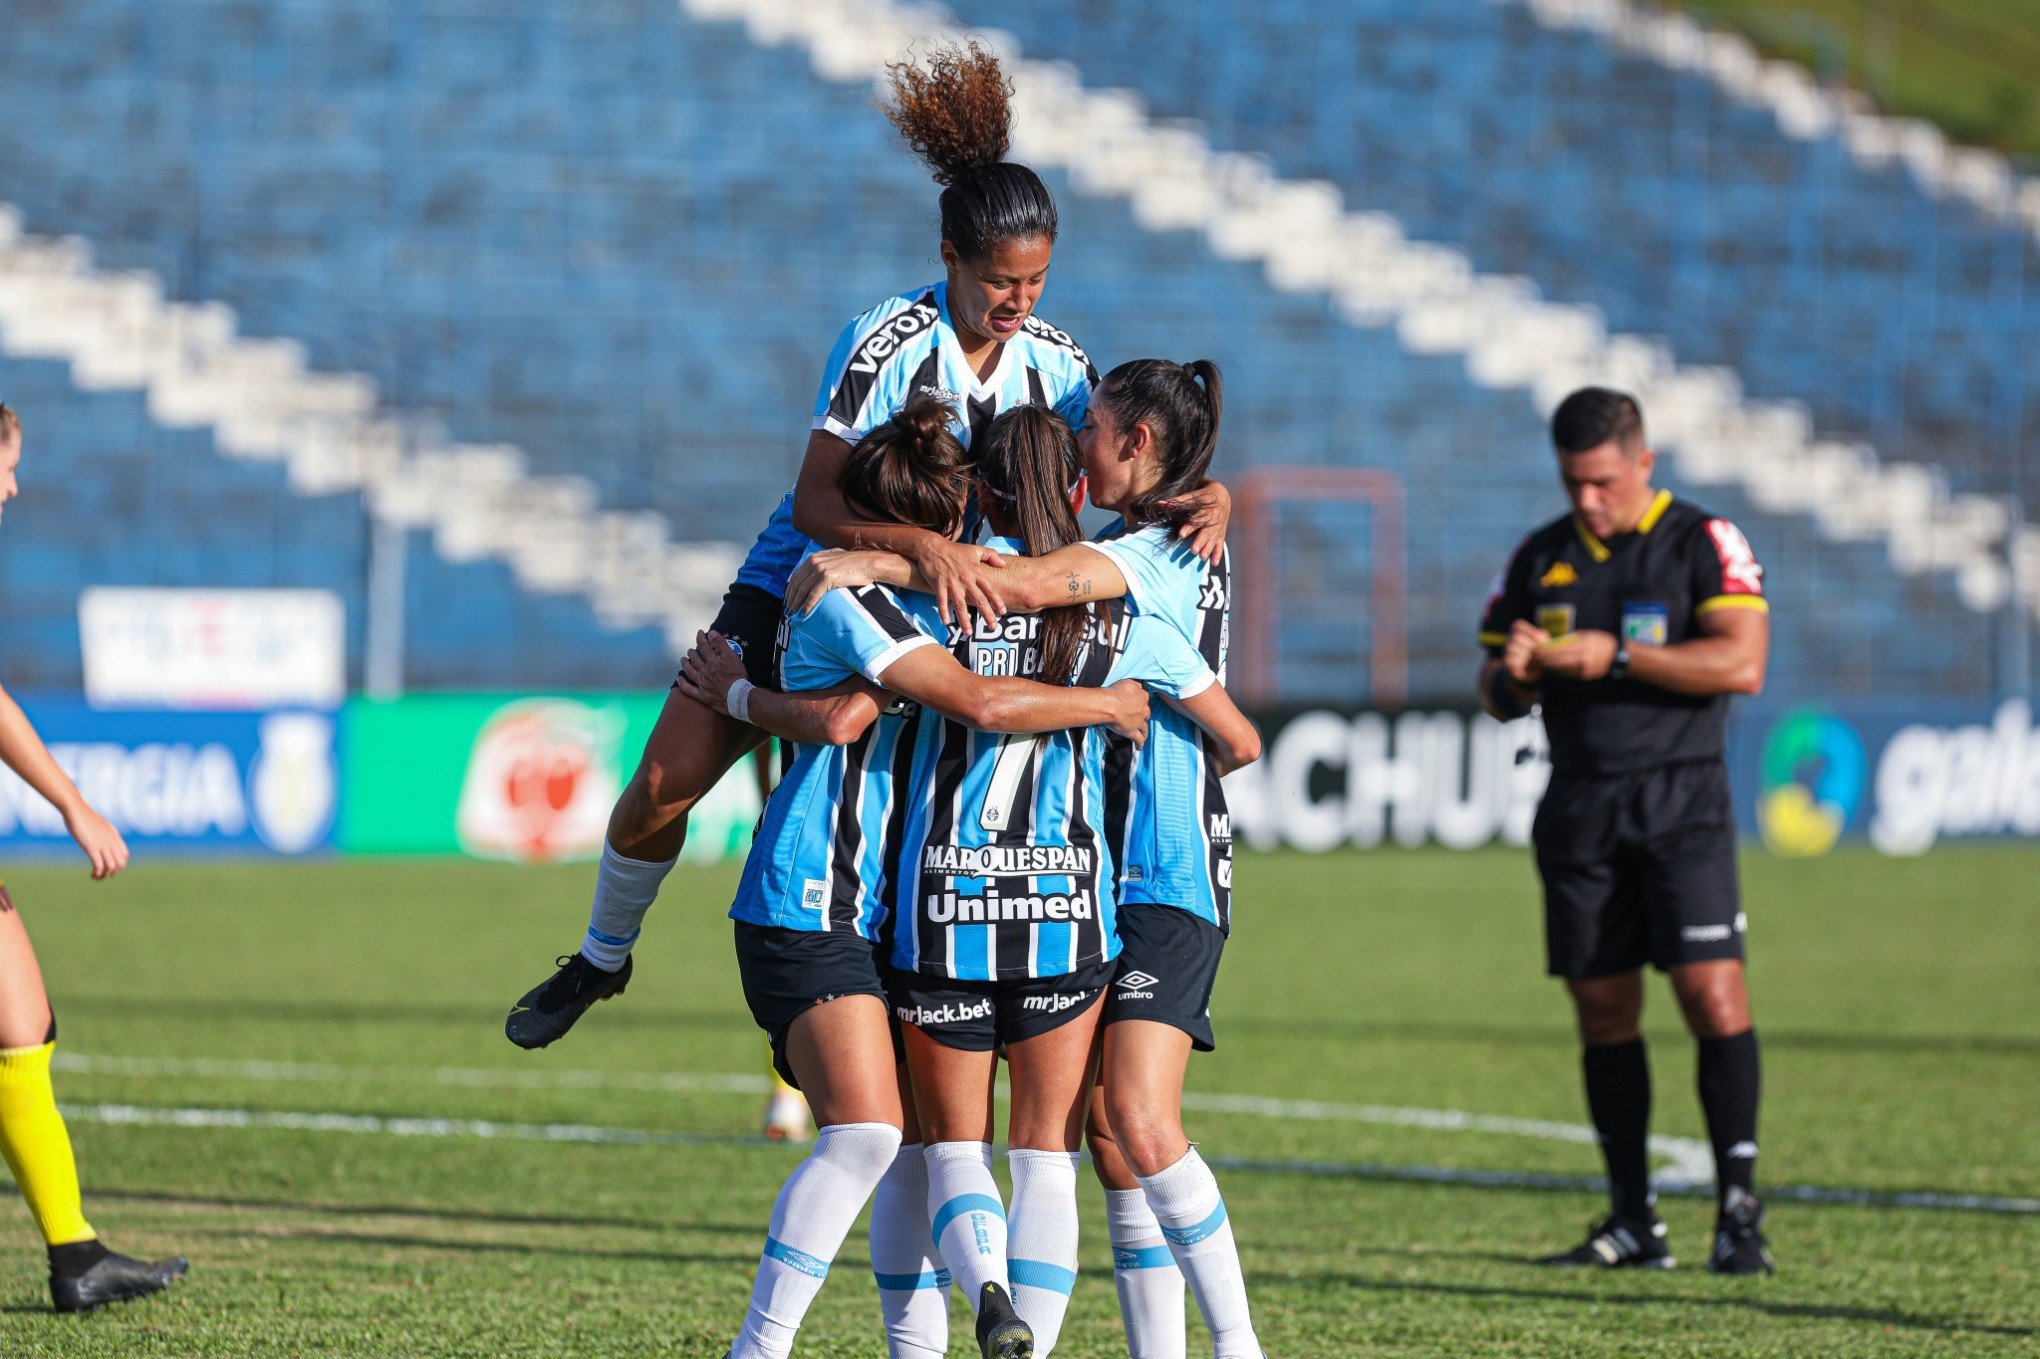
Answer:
[
  {"left": 889, "top": 537, "right": 1216, "bottom": 982},
  {"left": 727, "top": 583, "right": 942, "bottom": 939},
  {"left": 1081, "top": 522, "right": 1235, "bottom": 931},
  {"left": 733, "top": 283, "right": 1097, "bottom": 598}
]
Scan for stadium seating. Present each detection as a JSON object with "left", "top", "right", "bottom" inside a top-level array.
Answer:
[
  {"left": 0, "top": 0, "right": 2010, "bottom": 701},
  {"left": 950, "top": 0, "right": 2040, "bottom": 513}
]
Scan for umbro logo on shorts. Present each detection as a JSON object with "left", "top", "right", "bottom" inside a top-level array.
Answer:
[{"left": 1116, "top": 970, "right": 1160, "bottom": 1001}]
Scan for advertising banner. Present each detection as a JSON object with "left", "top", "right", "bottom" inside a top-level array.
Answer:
[
  {"left": 339, "top": 693, "right": 761, "bottom": 864},
  {"left": 1223, "top": 699, "right": 2040, "bottom": 857},
  {"left": 0, "top": 700, "right": 337, "bottom": 856},
  {"left": 78, "top": 588, "right": 346, "bottom": 709}
]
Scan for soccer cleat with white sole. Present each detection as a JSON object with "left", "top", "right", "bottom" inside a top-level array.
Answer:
[{"left": 1538, "top": 1214, "right": 1675, "bottom": 1269}]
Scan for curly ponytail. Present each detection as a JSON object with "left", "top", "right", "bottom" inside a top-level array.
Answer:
[
  {"left": 838, "top": 394, "right": 972, "bottom": 535},
  {"left": 882, "top": 41, "right": 1059, "bottom": 260},
  {"left": 1101, "top": 359, "right": 1224, "bottom": 529}
]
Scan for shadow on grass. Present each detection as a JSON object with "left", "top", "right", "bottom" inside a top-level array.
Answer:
[
  {"left": 1222, "top": 1015, "right": 2040, "bottom": 1058},
  {"left": 1314, "top": 1271, "right": 2037, "bottom": 1338},
  {"left": 176, "top": 1223, "right": 757, "bottom": 1269}
]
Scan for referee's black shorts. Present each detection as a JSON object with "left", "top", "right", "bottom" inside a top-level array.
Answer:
[{"left": 1533, "top": 759, "right": 1745, "bottom": 980}]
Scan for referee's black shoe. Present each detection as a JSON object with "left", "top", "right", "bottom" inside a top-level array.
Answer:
[
  {"left": 1707, "top": 1187, "right": 1775, "bottom": 1275},
  {"left": 1538, "top": 1214, "right": 1675, "bottom": 1269},
  {"left": 505, "top": 952, "right": 632, "bottom": 1050},
  {"left": 49, "top": 1241, "right": 188, "bottom": 1313},
  {"left": 975, "top": 1281, "right": 1034, "bottom": 1359}
]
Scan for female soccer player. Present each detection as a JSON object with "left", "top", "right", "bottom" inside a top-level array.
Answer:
[
  {"left": 690, "top": 397, "right": 1151, "bottom": 1359},
  {"left": 787, "top": 360, "right": 1266, "bottom": 1358},
  {"left": 885, "top": 405, "right": 1258, "bottom": 1359},
  {"left": 0, "top": 404, "right": 187, "bottom": 1313},
  {"left": 504, "top": 39, "right": 1226, "bottom": 1049}
]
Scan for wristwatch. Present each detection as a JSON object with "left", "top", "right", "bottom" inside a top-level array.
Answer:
[{"left": 1609, "top": 644, "right": 1631, "bottom": 682}]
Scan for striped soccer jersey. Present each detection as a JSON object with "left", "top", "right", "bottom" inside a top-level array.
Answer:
[
  {"left": 732, "top": 282, "right": 1098, "bottom": 598},
  {"left": 890, "top": 536, "right": 1217, "bottom": 983},
  {"left": 726, "top": 582, "right": 943, "bottom": 939},
  {"left": 1081, "top": 521, "right": 1235, "bottom": 931}
]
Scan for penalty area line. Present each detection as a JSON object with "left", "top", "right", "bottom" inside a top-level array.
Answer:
[{"left": 55, "top": 1101, "right": 2040, "bottom": 1217}]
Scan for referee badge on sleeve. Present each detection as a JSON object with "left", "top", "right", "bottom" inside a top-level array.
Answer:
[
  {"left": 1535, "top": 604, "right": 1576, "bottom": 638},
  {"left": 1622, "top": 602, "right": 1669, "bottom": 647}
]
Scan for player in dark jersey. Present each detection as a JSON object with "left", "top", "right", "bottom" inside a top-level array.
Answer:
[
  {"left": 1479, "top": 388, "right": 1775, "bottom": 1276},
  {"left": 677, "top": 398, "right": 1155, "bottom": 1359},
  {"left": 784, "top": 362, "right": 1264, "bottom": 1356},
  {"left": 0, "top": 405, "right": 188, "bottom": 1313},
  {"left": 501, "top": 40, "right": 1229, "bottom": 1053}
]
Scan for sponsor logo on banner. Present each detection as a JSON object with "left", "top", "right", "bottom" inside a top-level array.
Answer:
[
  {"left": 1757, "top": 710, "right": 1867, "bottom": 857},
  {"left": 0, "top": 703, "right": 334, "bottom": 854},
  {"left": 456, "top": 699, "right": 625, "bottom": 863},
  {"left": 1868, "top": 700, "right": 2040, "bottom": 855}
]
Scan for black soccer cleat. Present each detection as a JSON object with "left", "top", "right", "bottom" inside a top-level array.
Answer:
[
  {"left": 505, "top": 952, "right": 632, "bottom": 1050},
  {"left": 1538, "top": 1214, "right": 1675, "bottom": 1269},
  {"left": 50, "top": 1247, "right": 188, "bottom": 1314},
  {"left": 975, "top": 1280, "right": 1035, "bottom": 1359},
  {"left": 1707, "top": 1187, "right": 1775, "bottom": 1275}
]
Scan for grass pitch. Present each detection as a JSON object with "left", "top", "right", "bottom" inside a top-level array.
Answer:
[{"left": 0, "top": 845, "right": 2033, "bottom": 1356}]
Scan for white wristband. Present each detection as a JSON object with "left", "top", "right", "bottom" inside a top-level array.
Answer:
[{"left": 726, "top": 678, "right": 756, "bottom": 726}]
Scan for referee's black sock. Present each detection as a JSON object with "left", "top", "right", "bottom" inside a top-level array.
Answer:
[
  {"left": 1581, "top": 1038, "right": 1654, "bottom": 1221},
  {"left": 1697, "top": 1028, "right": 1761, "bottom": 1208}
]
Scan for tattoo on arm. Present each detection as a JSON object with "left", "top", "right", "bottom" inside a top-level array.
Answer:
[
  {"left": 0, "top": 885, "right": 13, "bottom": 915},
  {"left": 1062, "top": 572, "right": 1094, "bottom": 601}
]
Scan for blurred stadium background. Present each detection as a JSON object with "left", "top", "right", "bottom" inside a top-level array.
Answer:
[{"left": 0, "top": 1, "right": 2034, "bottom": 1354}]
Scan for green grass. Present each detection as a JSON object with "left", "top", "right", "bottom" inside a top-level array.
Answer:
[
  {"left": 0, "top": 845, "right": 2034, "bottom": 1356},
  {"left": 1666, "top": 1, "right": 2040, "bottom": 157}
]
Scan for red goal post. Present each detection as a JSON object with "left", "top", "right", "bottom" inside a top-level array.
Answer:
[{"left": 1230, "top": 466, "right": 1407, "bottom": 707}]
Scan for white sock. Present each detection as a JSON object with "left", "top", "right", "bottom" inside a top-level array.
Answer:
[
  {"left": 1007, "top": 1149, "right": 1082, "bottom": 1356},
  {"left": 870, "top": 1143, "right": 949, "bottom": 1359},
  {"left": 924, "top": 1140, "right": 1009, "bottom": 1315},
  {"left": 730, "top": 1122, "right": 902, "bottom": 1359},
  {"left": 1107, "top": 1187, "right": 1187, "bottom": 1359},
  {"left": 1139, "top": 1149, "right": 1262, "bottom": 1359},
  {"left": 581, "top": 843, "right": 675, "bottom": 969}
]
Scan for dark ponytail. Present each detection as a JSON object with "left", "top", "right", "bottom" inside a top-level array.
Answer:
[
  {"left": 882, "top": 41, "right": 1059, "bottom": 260},
  {"left": 975, "top": 406, "right": 1094, "bottom": 683},
  {"left": 838, "top": 394, "right": 972, "bottom": 535},
  {"left": 1099, "top": 359, "right": 1224, "bottom": 529}
]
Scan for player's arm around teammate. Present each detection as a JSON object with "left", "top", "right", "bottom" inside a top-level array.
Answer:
[
  {"left": 0, "top": 405, "right": 186, "bottom": 1313},
  {"left": 718, "top": 398, "right": 1159, "bottom": 1359},
  {"left": 1478, "top": 387, "right": 1776, "bottom": 1276},
  {"left": 505, "top": 42, "right": 1154, "bottom": 1053}
]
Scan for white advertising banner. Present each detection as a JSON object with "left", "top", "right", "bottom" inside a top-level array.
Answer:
[{"left": 78, "top": 588, "right": 346, "bottom": 709}]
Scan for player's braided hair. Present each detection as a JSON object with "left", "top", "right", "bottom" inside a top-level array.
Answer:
[
  {"left": 1100, "top": 359, "right": 1224, "bottom": 530},
  {"left": 975, "top": 405, "right": 1096, "bottom": 683},
  {"left": 882, "top": 41, "right": 1059, "bottom": 260},
  {"left": 838, "top": 394, "right": 973, "bottom": 536}
]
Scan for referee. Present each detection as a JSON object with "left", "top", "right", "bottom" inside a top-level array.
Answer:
[{"left": 1479, "top": 388, "right": 1774, "bottom": 1275}]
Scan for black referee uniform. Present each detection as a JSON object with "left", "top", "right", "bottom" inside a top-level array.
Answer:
[
  {"left": 1478, "top": 386, "right": 1775, "bottom": 1276},
  {"left": 1480, "top": 489, "right": 1766, "bottom": 978}
]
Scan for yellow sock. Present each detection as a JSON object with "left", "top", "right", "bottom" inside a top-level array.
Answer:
[{"left": 0, "top": 1042, "right": 95, "bottom": 1246}]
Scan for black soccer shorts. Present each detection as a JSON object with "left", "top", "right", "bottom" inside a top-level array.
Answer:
[
  {"left": 684, "top": 582, "right": 785, "bottom": 691},
  {"left": 886, "top": 961, "right": 1116, "bottom": 1053},
  {"left": 733, "top": 921, "right": 894, "bottom": 1088},
  {"left": 1533, "top": 759, "right": 1746, "bottom": 979},
  {"left": 1103, "top": 902, "right": 1225, "bottom": 1052}
]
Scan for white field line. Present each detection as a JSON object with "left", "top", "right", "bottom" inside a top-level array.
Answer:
[
  {"left": 54, "top": 1097, "right": 2040, "bottom": 1217},
  {"left": 48, "top": 1052, "right": 1755, "bottom": 1188}
]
